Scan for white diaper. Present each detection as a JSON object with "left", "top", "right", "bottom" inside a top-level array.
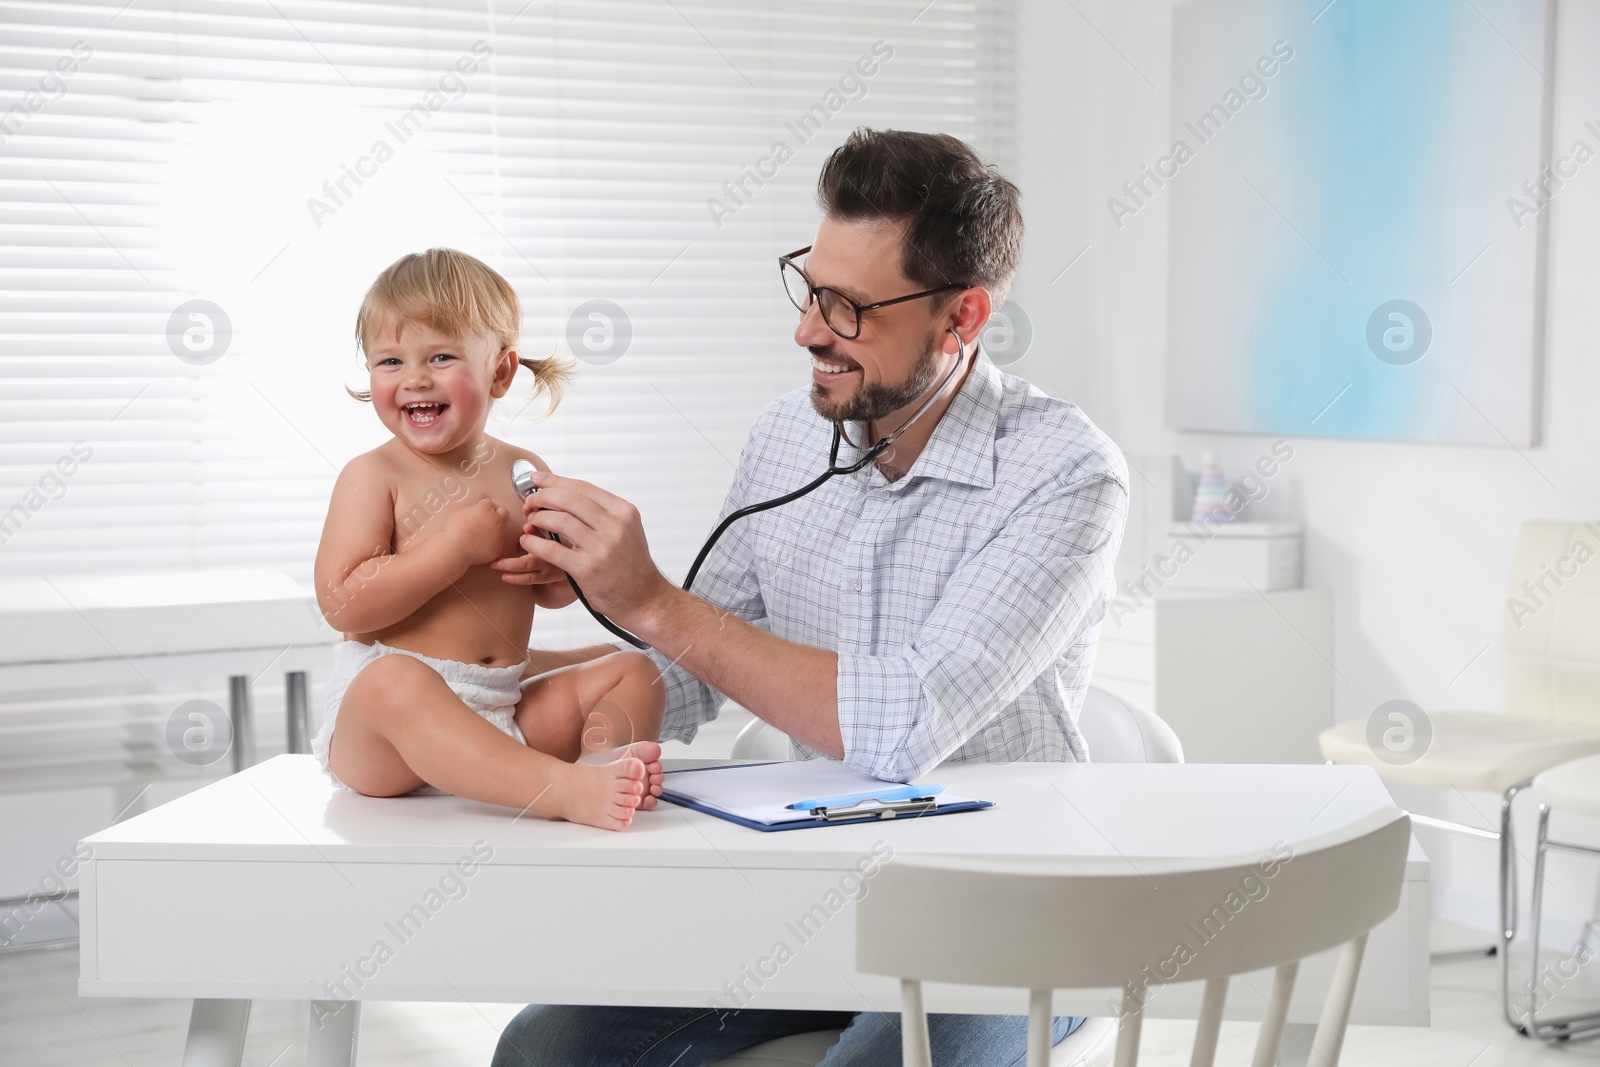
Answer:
[{"left": 311, "top": 640, "right": 531, "bottom": 791}]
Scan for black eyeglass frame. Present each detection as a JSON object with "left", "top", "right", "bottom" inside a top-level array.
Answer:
[{"left": 778, "top": 245, "right": 969, "bottom": 340}]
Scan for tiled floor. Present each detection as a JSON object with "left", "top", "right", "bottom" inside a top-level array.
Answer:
[
  {"left": 1, "top": 946, "right": 523, "bottom": 1066},
  {"left": 5, "top": 926, "right": 1599, "bottom": 1066},
  {"left": 1139, "top": 929, "right": 1600, "bottom": 1066}
]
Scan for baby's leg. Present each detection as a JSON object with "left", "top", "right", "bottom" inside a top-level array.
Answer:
[
  {"left": 331, "top": 655, "right": 649, "bottom": 831},
  {"left": 517, "top": 650, "right": 666, "bottom": 807}
]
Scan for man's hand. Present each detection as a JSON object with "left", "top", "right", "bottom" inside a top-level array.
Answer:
[{"left": 487, "top": 471, "right": 675, "bottom": 624}]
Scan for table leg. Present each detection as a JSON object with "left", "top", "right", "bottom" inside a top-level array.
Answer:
[
  {"left": 308, "top": 1000, "right": 360, "bottom": 1067},
  {"left": 181, "top": 998, "right": 251, "bottom": 1067},
  {"left": 228, "top": 675, "right": 257, "bottom": 772},
  {"left": 286, "top": 671, "right": 310, "bottom": 754}
]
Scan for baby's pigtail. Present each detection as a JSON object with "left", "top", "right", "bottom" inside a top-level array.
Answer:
[{"left": 517, "top": 350, "right": 577, "bottom": 417}]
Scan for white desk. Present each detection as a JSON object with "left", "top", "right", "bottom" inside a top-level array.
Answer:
[{"left": 78, "top": 756, "right": 1428, "bottom": 1065}]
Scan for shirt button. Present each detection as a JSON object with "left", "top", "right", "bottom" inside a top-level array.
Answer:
[{"left": 853, "top": 580, "right": 862, "bottom": 592}]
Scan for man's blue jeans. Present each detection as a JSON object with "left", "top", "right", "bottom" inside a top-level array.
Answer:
[{"left": 491, "top": 1005, "right": 1086, "bottom": 1066}]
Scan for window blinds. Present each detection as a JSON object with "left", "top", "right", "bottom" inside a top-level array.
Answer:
[{"left": 0, "top": 0, "right": 1017, "bottom": 651}]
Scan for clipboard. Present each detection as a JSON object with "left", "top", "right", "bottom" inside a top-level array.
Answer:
[{"left": 659, "top": 760, "right": 994, "bottom": 832}]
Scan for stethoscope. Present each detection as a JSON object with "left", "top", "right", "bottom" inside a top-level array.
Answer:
[{"left": 511, "top": 328, "right": 975, "bottom": 650}]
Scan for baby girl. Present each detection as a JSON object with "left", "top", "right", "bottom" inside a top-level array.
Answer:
[{"left": 311, "top": 248, "right": 664, "bottom": 830}]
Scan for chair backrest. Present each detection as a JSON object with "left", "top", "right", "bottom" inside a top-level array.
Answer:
[
  {"left": 731, "top": 715, "right": 792, "bottom": 761},
  {"left": 730, "top": 687, "right": 1184, "bottom": 765},
  {"left": 858, "top": 809, "right": 1410, "bottom": 1067},
  {"left": 1503, "top": 520, "right": 1600, "bottom": 727},
  {"left": 1076, "top": 687, "right": 1184, "bottom": 764}
]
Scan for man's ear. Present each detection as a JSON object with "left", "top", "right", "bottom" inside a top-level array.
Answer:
[
  {"left": 489, "top": 344, "right": 519, "bottom": 398},
  {"left": 945, "top": 287, "right": 994, "bottom": 351}
]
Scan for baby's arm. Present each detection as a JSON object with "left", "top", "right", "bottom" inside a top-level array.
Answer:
[
  {"left": 314, "top": 452, "right": 509, "bottom": 633},
  {"left": 531, "top": 576, "right": 580, "bottom": 609},
  {"left": 530, "top": 566, "right": 580, "bottom": 609}
]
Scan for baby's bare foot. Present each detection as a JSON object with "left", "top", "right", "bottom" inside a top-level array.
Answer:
[
  {"left": 549, "top": 756, "right": 647, "bottom": 831},
  {"left": 622, "top": 741, "right": 665, "bottom": 809},
  {"left": 580, "top": 741, "right": 665, "bottom": 811}
]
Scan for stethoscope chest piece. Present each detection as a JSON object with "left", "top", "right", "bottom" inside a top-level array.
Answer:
[{"left": 511, "top": 459, "right": 539, "bottom": 499}]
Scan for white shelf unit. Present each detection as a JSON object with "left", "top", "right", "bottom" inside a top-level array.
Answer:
[{"left": 1091, "top": 588, "right": 1334, "bottom": 764}]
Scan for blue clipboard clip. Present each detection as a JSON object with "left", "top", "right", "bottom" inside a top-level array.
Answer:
[
  {"left": 788, "top": 783, "right": 945, "bottom": 819},
  {"left": 813, "top": 796, "right": 942, "bottom": 821}
]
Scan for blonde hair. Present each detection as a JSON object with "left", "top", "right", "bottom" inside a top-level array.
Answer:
[{"left": 350, "top": 247, "right": 573, "bottom": 409}]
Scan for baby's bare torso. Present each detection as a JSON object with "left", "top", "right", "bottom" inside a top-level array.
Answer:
[{"left": 361, "top": 437, "right": 534, "bottom": 667}]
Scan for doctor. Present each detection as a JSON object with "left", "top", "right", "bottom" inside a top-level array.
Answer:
[{"left": 490, "top": 128, "right": 1128, "bottom": 1067}]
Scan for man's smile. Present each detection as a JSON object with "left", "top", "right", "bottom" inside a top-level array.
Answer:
[{"left": 810, "top": 350, "right": 859, "bottom": 387}]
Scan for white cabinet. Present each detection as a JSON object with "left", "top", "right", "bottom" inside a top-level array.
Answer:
[
  {"left": 1091, "top": 588, "right": 1334, "bottom": 764},
  {"left": 1162, "top": 520, "right": 1303, "bottom": 591}
]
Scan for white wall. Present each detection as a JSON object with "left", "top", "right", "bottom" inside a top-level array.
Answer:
[{"left": 1011, "top": 0, "right": 1600, "bottom": 946}]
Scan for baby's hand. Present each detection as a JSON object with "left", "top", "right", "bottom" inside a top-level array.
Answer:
[
  {"left": 446, "top": 498, "right": 511, "bottom": 566},
  {"left": 490, "top": 547, "right": 568, "bottom": 586}
]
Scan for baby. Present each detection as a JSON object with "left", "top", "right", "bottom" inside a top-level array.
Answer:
[{"left": 311, "top": 248, "right": 665, "bottom": 831}]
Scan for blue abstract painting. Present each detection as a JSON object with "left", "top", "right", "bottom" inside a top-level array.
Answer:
[{"left": 1164, "top": 0, "right": 1552, "bottom": 444}]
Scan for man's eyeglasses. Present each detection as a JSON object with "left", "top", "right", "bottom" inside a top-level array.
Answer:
[{"left": 778, "top": 246, "right": 967, "bottom": 340}]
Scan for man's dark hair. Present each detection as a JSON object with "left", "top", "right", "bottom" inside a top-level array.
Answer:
[{"left": 817, "top": 128, "right": 1023, "bottom": 303}]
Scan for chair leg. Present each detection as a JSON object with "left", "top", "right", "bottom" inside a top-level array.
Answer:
[
  {"left": 1191, "top": 976, "right": 1228, "bottom": 1067},
  {"left": 1309, "top": 932, "right": 1368, "bottom": 1066},
  {"left": 1114, "top": 986, "right": 1144, "bottom": 1067},
  {"left": 1522, "top": 804, "right": 1551, "bottom": 1036},
  {"left": 901, "top": 979, "right": 930, "bottom": 1067},
  {"left": 228, "top": 675, "right": 257, "bottom": 772},
  {"left": 1027, "top": 988, "right": 1053, "bottom": 1067},
  {"left": 1499, "top": 779, "right": 1531, "bottom": 1032},
  {"left": 1522, "top": 819, "right": 1600, "bottom": 1042},
  {"left": 1251, "top": 961, "right": 1298, "bottom": 1067},
  {"left": 286, "top": 671, "right": 310, "bottom": 754}
]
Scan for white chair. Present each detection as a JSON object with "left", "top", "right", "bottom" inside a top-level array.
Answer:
[
  {"left": 731, "top": 713, "right": 797, "bottom": 761},
  {"left": 718, "top": 688, "right": 1181, "bottom": 1066},
  {"left": 859, "top": 809, "right": 1411, "bottom": 1067},
  {"left": 1319, "top": 520, "right": 1600, "bottom": 1026},
  {"left": 1525, "top": 751, "right": 1600, "bottom": 1042},
  {"left": 1075, "top": 686, "right": 1185, "bottom": 765}
]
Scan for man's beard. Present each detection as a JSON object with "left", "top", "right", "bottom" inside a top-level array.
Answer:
[{"left": 809, "top": 327, "right": 943, "bottom": 425}]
